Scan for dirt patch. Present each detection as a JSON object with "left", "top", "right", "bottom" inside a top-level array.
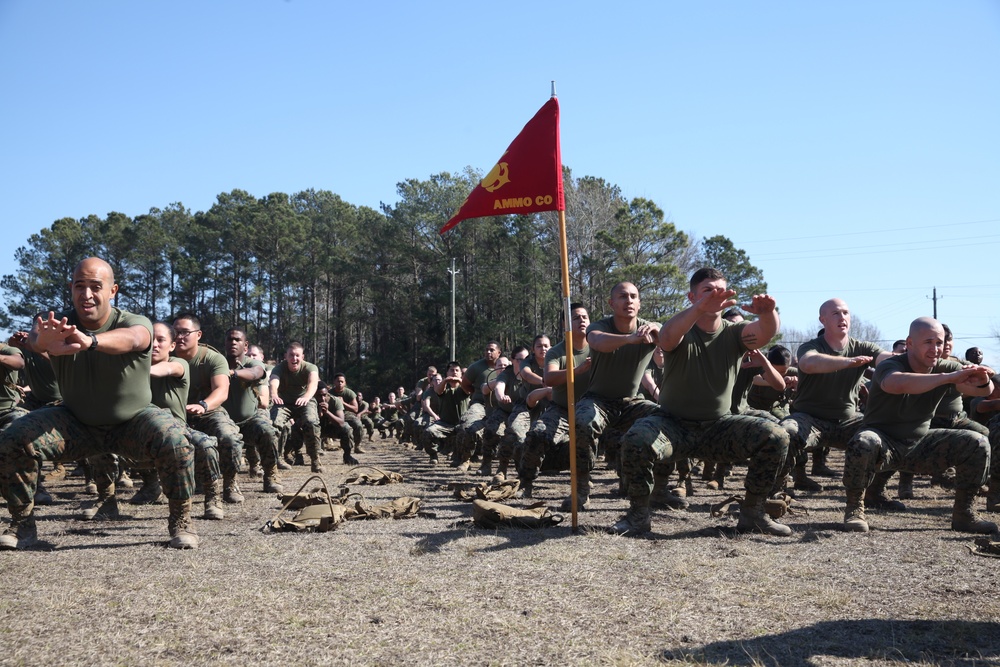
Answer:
[{"left": 3, "top": 442, "right": 999, "bottom": 666}]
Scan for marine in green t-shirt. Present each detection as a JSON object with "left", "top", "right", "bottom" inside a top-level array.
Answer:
[
  {"left": 842, "top": 316, "right": 995, "bottom": 535},
  {"left": 614, "top": 268, "right": 788, "bottom": 538},
  {"left": 1, "top": 257, "right": 196, "bottom": 551},
  {"left": 778, "top": 298, "right": 894, "bottom": 493}
]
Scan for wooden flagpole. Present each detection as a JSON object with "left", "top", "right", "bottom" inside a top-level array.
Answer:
[{"left": 551, "top": 81, "right": 579, "bottom": 530}]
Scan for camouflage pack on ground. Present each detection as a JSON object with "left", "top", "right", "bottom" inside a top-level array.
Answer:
[{"left": 471, "top": 499, "right": 563, "bottom": 529}]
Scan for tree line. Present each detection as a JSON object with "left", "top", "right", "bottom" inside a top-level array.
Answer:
[{"left": 0, "top": 167, "right": 766, "bottom": 394}]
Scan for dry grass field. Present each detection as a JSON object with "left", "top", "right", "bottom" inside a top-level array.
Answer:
[{"left": 2, "top": 438, "right": 999, "bottom": 666}]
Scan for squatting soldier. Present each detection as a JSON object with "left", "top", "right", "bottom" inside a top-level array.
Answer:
[
  {"left": 613, "top": 268, "right": 791, "bottom": 537},
  {"left": 842, "top": 316, "right": 996, "bottom": 534},
  {"left": 0, "top": 257, "right": 197, "bottom": 550},
  {"left": 173, "top": 314, "right": 246, "bottom": 505},
  {"left": 224, "top": 327, "right": 283, "bottom": 494}
]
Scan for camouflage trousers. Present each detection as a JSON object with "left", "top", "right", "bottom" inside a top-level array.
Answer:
[
  {"left": 575, "top": 394, "right": 660, "bottom": 472},
  {"left": 480, "top": 408, "right": 511, "bottom": 460},
  {"left": 188, "top": 409, "right": 244, "bottom": 480},
  {"left": 455, "top": 402, "right": 488, "bottom": 463},
  {"left": 235, "top": 411, "right": 279, "bottom": 470},
  {"left": 519, "top": 404, "right": 586, "bottom": 482},
  {"left": 412, "top": 413, "right": 434, "bottom": 451},
  {"left": 320, "top": 417, "right": 353, "bottom": 456},
  {"left": 497, "top": 402, "right": 539, "bottom": 461},
  {"left": 344, "top": 412, "right": 363, "bottom": 447},
  {"left": 361, "top": 415, "right": 375, "bottom": 439},
  {"left": 425, "top": 420, "right": 459, "bottom": 456},
  {"left": 273, "top": 399, "right": 321, "bottom": 459},
  {"left": 987, "top": 416, "right": 1000, "bottom": 480},
  {"left": 621, "top": 410, "right": 789, "bottom": 499},
  {"left": 844, "top": 427, "right": 990, "bottom": 492},
  {"left": 0, "top": 407, "right": 28, "bottom": 432},
  {"left": 780, "top": 412, "right": 864, "bottom": 472},
  {"left": 0, "top": 405, "right": 194, "bottom": 508},
  {"left": 185, "top": 425, "right": 221, "bottom": 486}
]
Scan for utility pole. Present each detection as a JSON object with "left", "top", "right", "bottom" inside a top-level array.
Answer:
[
  {"left": 928, "top": 286, "right": 938, "bottom": 319},
  {"left": 448, "top": 258, "right": 459, "bottom": 361}
]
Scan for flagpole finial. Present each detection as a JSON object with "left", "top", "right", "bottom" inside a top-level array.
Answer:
[{"left": 551, "top": 80, "right": 557, "bottom": 97}]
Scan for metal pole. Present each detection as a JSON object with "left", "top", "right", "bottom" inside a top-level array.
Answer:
[{"left": 448, "top": 258, "right": 459, "bottom": 360}]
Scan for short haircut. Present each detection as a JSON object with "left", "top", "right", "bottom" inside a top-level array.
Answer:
[
  {"left": 767, "top": 345, "right": 792, "bottom": 366},
  {"left": 570, "top": 302, "right": 584, "bottom": 311},
  {"left": 689, "top": 267, "right": 725, "bottom": 290},
  {"left": 721, "top": 308, "right": 743, "bottom": 322},
  {"left": 226, "top": 326, "right": 247, "bottom": 340},
  {"left": 893, "top": 340, "right": 906, "bottom": 351},
  {"left": 173, "top": 313, "right": 201, "bottom": 329},
  {"left": 333, "top": 372, "right": 346, "bottom": 381},
  {"left": 447, "top": 360, "right": 461, "bottom": 371},
  {"left": 287, "top": 341, "right": 304, "bottom": 352}
]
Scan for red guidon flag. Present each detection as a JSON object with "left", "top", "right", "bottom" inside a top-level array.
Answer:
[{"left": 440, "top": 97, "right": 564, "bottom": 234}]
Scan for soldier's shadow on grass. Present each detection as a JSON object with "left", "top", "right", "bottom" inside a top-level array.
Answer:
[
  {"left": 661, "top": 619, "right": 1000, "bottom": 666},
  {"left": 403, "top": 522, "right": 577, "bottom": 555}
]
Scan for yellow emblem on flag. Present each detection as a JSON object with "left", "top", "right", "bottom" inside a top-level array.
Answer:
[{"left": 481, "top": 161, "right": 510, "bottom": 192}]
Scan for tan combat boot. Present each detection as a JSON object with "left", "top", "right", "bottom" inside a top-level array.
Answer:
[
  {"left": 0, "top": 502, "right": 38, "bottom": 550},
  {"left": 897, "top": 472, "right": 915, "bottom": 500},
  {"left": 736, "top": 492, "right": 792, "bottom": 536},
  {"left": 844, "top": 488, "right": 869, "bottom": 532},
  {"left": 80, "top": 492, "right": 121, "bottom": 521},
  {"left": 223, "top": 474, "right": 244, "bottom": 504},
  {"left": 792, "top": 463, "right": 822, "bottom": 493},
  {"left": 130, "top": 469, "right": 167, "bottom": 505},
  {"left": 263, "top": 466, "right": 283, "bottom": 494},
  {"left": 610, "top": 496, "right": 651, "bottom": 536},
  {"left": 204, "top": 478, "right": 225, "bottom": 520},
  {"left": 168, "top": 499, "right": 199, "bottom": 550},
  {"left": 560, "top": 471, "right": 592, "bottom": 512},
  {"left": 952, "top": 488, "right": 998, "bottom": 533},
  {"left": 651, "top": 471, "right": 689, "bottom": 510}
]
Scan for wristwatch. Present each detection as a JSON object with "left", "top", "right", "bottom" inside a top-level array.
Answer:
[
  {"left": 198, "top": 400, "right": 209, "bottom": 411},
  {"left": 88, "top": 333, "right": 99, "bottom": 352}
]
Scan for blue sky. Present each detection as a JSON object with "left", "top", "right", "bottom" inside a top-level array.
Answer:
[{"left": 2, "top": 1, "right": 998, "bottom": 360}]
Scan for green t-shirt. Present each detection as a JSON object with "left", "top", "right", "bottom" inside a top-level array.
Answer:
[
  {"left": 420, "top": 386, "right": 440, "bottom": 415},
  {"left": 185, "top": 345, "right": 229, "bottom": 411},
  {"left": 52, "top": 308, "right": 153, "bottom": 426},
  {"left": 661, "top": 320, "right": 748, "bottom": 421},
  {"left": 224, "top": 356, "right": 266, "bottom": 422},
  {"left": 332, "top": 386, "right": 358, "bottom": 414},
  {"left": 586, "top": 316, "right": 657, "bottom": 399},
  {"left": 863, "top": 355, "right": 964, "bottom": 442},
  {"left": 793, "top": 336, "right": 883, "bottom": 421},
  {"left": 730, "top": 364, "right": 760, "bottom": 415},
  {"left": 438, "top": 384, "right": 470, "bottom": 424},
  {"left": 464, "top": 358, "right": 493, "bottom": 405},
  {"left": 493, "top": 365, "right": 525, "bottom": 414},
  {"left": 0, "top": 345, "right": 23, "bottom": 411},
  {"left": 934, "top": 358, "right": 966, "bottom": 419},
  {"left": 271, "top": 360, "right": 318, "bottom": 403},
  {"left": 20, "top": 348, "right": 61, "bottom": 405},
  {"left": 545, "top": 341, "right": 591, "bottom": 408},
  {"left": 151, "top": 356, "right": 189, "bottom": 421}
]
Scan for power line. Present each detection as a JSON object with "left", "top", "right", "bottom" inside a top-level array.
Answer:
[{"left": 734, "top": 216, "right": 1000, "bottom": 245}]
